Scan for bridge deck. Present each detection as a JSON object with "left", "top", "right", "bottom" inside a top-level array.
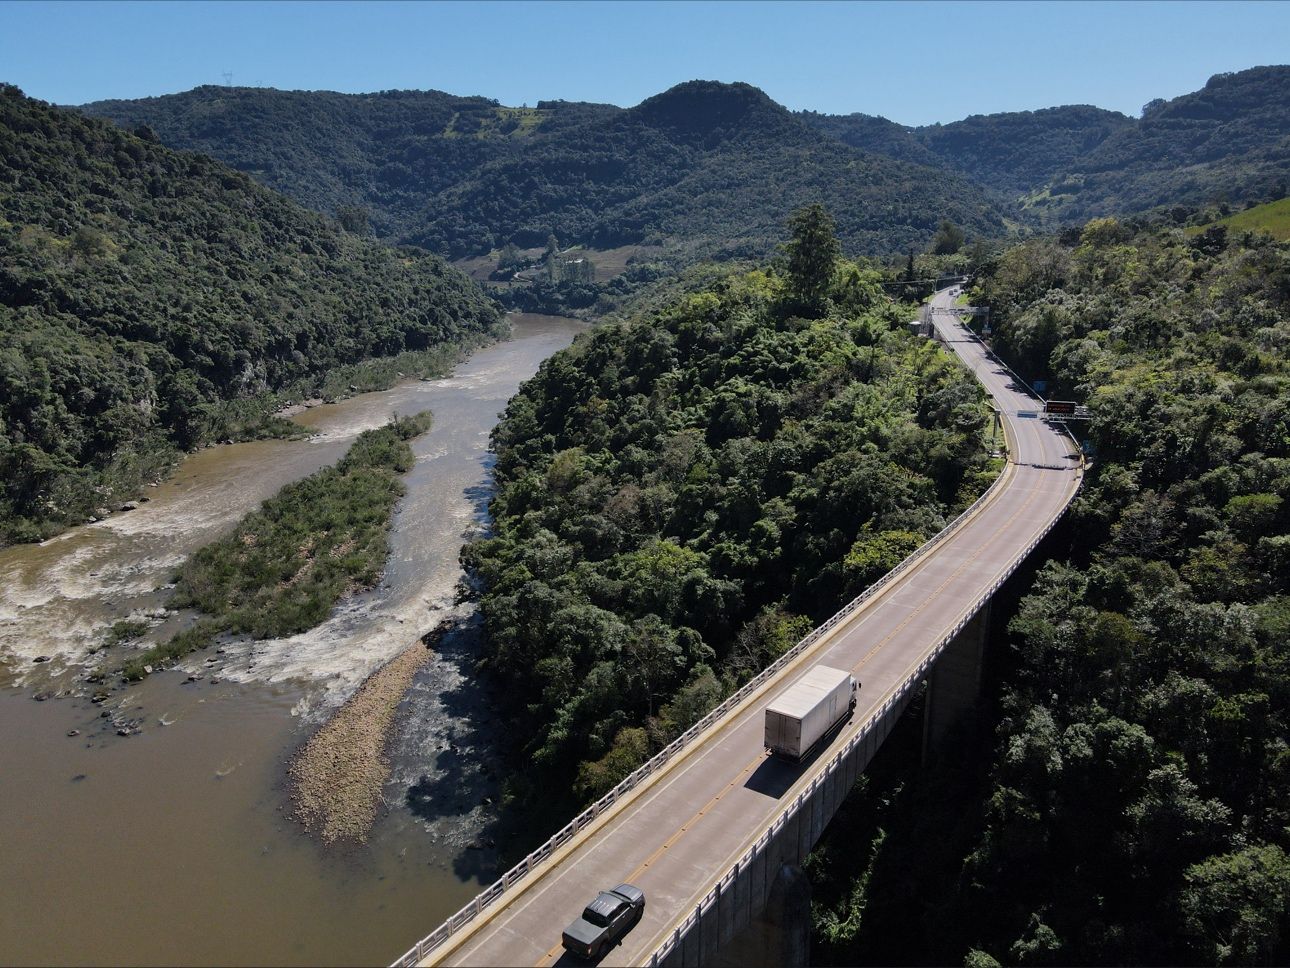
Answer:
[{"left": 422, "top": 289, "right": 1081, "bottom": 967}]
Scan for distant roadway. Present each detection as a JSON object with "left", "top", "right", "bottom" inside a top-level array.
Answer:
[{"left": 422, "top": 287, "right": 1082, "bottom": 967}]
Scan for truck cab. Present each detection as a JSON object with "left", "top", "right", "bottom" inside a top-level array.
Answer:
[{"left": 560, "top": 883, "right": 646, "bottom": 959}]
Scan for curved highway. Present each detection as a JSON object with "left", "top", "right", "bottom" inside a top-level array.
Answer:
[{"left": 417, "top": 287, "right": 1082, "bottom": 967}]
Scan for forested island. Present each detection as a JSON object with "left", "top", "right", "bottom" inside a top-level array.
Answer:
[{"left": 120, "top": 412, "right": 434, "bottom": 680}]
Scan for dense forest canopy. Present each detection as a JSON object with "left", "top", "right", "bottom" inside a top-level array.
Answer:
[
  {"left": 465, "top": 213, "right": 998, "bottom": 816},
  {"left": 78, "top": 86, "right": 600, "bottom": 242},
  {"left": 0, "top": 85, "right": 504, "bottom": 543},
  {"left": 811, "top": 219, "right": 1290, "bottom": 966},
  {"left": 81, "top": 80, "right": 1009, "bottom": 259},
  {"left": 1041, "top": 66, "right": 1290, "bottom": 220}
]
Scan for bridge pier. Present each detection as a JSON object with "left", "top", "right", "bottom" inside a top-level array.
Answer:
[
  {"left": 713, "top": 864, "right": 811, "bottom": 968},
  {"left": 921, "top": 602, "right": 990, "bottom": 761}
]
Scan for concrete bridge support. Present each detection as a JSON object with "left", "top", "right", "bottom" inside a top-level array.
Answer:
[
  {"left": 713, "top": 864, "right": 811, "bottom": 968},
  {"left": 922, "top": 602, "right": 989, "bottom": 760}
]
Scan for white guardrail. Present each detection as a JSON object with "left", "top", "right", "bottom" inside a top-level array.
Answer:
[
  {"left": 645, "top": 464, "right": 1081, "bottom": 965},
  {"left": 392, "top": 307, "right": 1082, "bottom": 968}
]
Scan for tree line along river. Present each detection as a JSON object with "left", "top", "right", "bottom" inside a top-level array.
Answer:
[{"left": 0, "top": 314, "right": 586, "bottom": 967}]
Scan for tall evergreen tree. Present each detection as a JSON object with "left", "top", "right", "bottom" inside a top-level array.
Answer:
[{"left": 784, "top": 203, "right": 841, "bottom": 316}]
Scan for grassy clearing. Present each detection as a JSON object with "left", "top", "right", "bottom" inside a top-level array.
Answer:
[
  {"left": 1188, "top": 197, "right": 1290, "bottom": 241},
  {"left": 121, "top": 412, "right": 433, "bottom": 680}
]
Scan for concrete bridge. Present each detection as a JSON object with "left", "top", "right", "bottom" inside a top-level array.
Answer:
[{"left": 393, "top": 287, "right": 1083, "bottom": 967}]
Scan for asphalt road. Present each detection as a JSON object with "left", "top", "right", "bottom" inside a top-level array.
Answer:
[{"left": 423, "top": 288, "right": 1082, "bottom": 967}]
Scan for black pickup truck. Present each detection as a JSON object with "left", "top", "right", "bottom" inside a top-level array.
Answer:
[{"left": 560, "top": 883, "right": 646, "bottom": 960}]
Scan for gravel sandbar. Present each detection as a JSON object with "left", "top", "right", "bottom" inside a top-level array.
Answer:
[{"left": 288, "top": 642, "right": 434, "bottom": 843}]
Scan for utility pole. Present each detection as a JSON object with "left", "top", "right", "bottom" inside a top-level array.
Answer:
[{"left": 222, "top": 71, "right": 233, "bottom": 87}]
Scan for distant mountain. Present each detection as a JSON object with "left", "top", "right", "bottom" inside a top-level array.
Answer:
[
  {"left": 798, "top": 111, "right": 944, "bottom": 168},
  {"left": 79, "top": 68, "right": 1290, "bottom": 254},
  {"left": 1038, "top": 65, "right": 1290, "bottom": 220},
  {"left": 80, "top": 81, "right": 1010, "bottom": 258},
  {"left": 76, "top": 86, "right": 582, "bottom": 241},
  {"left": 803, "top": 66, "right": 1290, "bottom": 221},
  {"left": 405, "top": 81, "right": 1009, "bottom": 258},
  {"left": 0, "top": 85, "right": 502, "bottom": 541},
  {"left": 802, "top": 105, "right": 1133, "bottom": 198}
]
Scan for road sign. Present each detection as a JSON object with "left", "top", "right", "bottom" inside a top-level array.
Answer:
[{"left": 1044, "top": 400, "right": 1077, "bottom": 416}]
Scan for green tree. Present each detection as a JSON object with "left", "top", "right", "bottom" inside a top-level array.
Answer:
[
  {"left": 784, "top": 203, "right": 841, "bottom": 316},
  {"left": 931, "top": 219, "right": 965, "bottom": 255},
  {"left": 574, "top": 727, "right": 649, "bottom": 801},
  {"left": 336, "top": 204, "right": 370, "bottom": 235},
  {"left": 1180, "top": 844, "right": 1290, "bottom": 965},
  {"left": 497, "top": 242, "right": 522, "bottom": 270}
]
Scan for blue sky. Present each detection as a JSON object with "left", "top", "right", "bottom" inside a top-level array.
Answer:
[{"left": 3, "top": 1, "right": 1288, "bottom": 125}]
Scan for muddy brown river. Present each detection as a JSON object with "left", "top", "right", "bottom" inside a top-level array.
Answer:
[{"left": 0, "top": 314, "right": 586, "bottom": 966}]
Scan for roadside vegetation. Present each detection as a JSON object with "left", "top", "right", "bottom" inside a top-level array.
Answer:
[
  {"left": 466, "top": 207, "right": 998, "bottom": 820},
  {"left": 808, "top": 217, "right": 1290, "bottom": 966},
  {"left": 120, "top": 412, "right": 433, "bottom": 680}
]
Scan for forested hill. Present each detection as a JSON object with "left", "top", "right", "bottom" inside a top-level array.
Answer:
[
  {"left": 810, "top": 220, "right": 1290, "bottom": 966},
  {"left": 802, "top": 104, "right": 1135, "bottom": 197},
  {"left": 464, "top": 208, "right": 999, "bottom": 816},
  {"left": 407, "top": 81, "right": 1007, "bottom": 259},
  {"left": 80, "top": 80, "right": 1009, "bottom": 259},
  {"left": 803, "top": 66, "right": 1290, "bottom": 221},
  {"left": 78, "top": 86, "right": 616, "bottom": 242},
  {"left": 0, "top": 85, "right": 504, "bottom": 544},
  {"left": 1041, "top": 65, "right": 1290, "bottom": 220}
]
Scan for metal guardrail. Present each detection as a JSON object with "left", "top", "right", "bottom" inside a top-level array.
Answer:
[
  {"left": 646, "top": 461, "right": 1082, "bottom": 966},
  {"left": 392, "top": 296, "right": 1082, "bottom": 968},
  {"left": 392, "top": 455, "right": 1040, "bottom": 965}
]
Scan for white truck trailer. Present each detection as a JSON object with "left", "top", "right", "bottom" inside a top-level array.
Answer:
[{"left": 764, "top": 665, "right": 858, "bottom": 761}]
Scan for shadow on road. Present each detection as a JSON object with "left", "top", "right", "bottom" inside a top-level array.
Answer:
[{"left": 743, "top": 755, "right": 799, "bottom": 799}]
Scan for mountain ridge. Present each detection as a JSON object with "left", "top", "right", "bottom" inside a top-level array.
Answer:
[
  {"left": 802, "top": 65, "right": 1290, "bottom": 218},
  {"left": 76, "top": 67, "right": 1290, "bottom": 258},
  {"left": 78, "top": 79, "right": 1010, "bottom": 259}
]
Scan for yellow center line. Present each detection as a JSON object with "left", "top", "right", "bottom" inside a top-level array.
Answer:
[
  {"left": 446, "top": 302, "right": 1078, "bottom": 968},
  {"left": 845, "top": 468, "right": 1045, "bottom": 675},
  {"left": 529, "top": 455, "right": 1069, "bottom": 968},
  {"left": 621, "top": 466, "right": 1056, "bottom": 959},
  {"left": 531, "top": 752, "right": 769, "bottom": 966}
]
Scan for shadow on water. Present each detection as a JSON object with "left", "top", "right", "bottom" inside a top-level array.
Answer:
[{"left": 384, "top": 612, "right": 513, "bottom": 888}]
